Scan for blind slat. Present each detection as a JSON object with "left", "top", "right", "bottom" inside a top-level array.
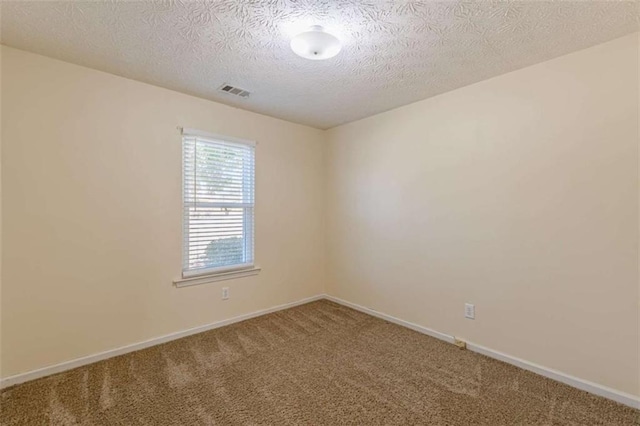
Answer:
[{"left": 182, "top": 133, "right": 255, "bottom": 274}]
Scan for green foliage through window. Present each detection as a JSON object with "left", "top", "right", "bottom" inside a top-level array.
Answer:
[{"left": 202, "top": 237, "right": 244, "bottom": 268}]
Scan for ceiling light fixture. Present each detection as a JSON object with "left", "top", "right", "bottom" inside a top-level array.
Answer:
[{"left": 290, "top": 25, "right": 342, "bottom": 60}]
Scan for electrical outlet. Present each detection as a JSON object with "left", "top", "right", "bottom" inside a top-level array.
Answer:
[
  {"left": 222, "top": 287, "right": 229, "bottom": 300},
  {"left": 464, "top": 303, "right": 475, "bottom": 319}
]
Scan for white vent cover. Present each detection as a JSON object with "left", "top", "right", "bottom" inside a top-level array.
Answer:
[{"left": 219, "top": 84, "right": 250, "bottom": 98}]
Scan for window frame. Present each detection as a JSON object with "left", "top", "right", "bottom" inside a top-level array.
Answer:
[{"left": 180, "top": 127, "right": 256, "bottom": 280}]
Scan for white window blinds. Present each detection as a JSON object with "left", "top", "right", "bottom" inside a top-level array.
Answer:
[{"left": 182, "top": 129, "right": 255, "bottom": 277}]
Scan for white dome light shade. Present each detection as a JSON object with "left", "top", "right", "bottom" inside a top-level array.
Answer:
[{"left": 290, "top": 25, "right": 342, "bottom": 60}]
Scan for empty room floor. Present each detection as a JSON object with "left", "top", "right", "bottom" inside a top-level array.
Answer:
[{"left": 1, "top": 300, "right": 638, "bottom": 425}]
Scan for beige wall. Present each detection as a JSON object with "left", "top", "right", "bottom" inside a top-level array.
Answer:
[
  {"left": 0, "top": 46, "right": 326, "bottom": 378},
  {"left": 326, "top": 33, "right": 640, "bottom": 397},
  {"left": 0, "top": 41, "right": 3, "bottom": 379},
  {"left": 2, "top": 33, "right": 639, "bottom": 399}
]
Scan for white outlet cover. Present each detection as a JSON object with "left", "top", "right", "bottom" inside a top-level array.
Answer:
[
  {"left": 222, "top": 287, "right": 229, "bottom": 300},
  {"left": 465, "top": 303, "right": 475, "bottom": 319}
]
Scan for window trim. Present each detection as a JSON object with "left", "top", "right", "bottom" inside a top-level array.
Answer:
[
  {"left": 182, "top": 262, "right": 255, "bottom": 279},
  {"left": 174, "top": 266, "right": 261, "bottom": 288},
  {"left": 181, "top": 127, "right": 256, "bottom": 147},
  {"left": 178, "top": 127, "right": 258, "bottom": 284}
]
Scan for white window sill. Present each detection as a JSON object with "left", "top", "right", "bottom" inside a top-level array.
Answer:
[{"left": 173, "top": 266, "right": 261, "bottom": 288}]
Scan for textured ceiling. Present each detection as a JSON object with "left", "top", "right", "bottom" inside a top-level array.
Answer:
[{"left": 1, "top": 1, "right": 638, "bottom": 129}]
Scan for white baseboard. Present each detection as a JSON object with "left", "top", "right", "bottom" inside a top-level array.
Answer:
[
  {"left": 323, "top": 295, "right": 455, "bottom": 344},
  {"left": 0, "top": 294, "right": 325, "bottom": 389},
  {"left": 325, "top": 294, "right": 640, "bottom": 410},
  {"left": 466, "top": 341, "right": 639, "bottom": 409},
  {"left": 3, "top": 293, "right": 639, "bottom": 410}
]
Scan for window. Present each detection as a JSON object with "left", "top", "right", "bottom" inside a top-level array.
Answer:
[{"left": 182, "top": 128, "right": 255, "bottom": 278}]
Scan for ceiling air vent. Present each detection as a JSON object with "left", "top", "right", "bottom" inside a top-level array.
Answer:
[{"left": 219, "top": 84, "right": 250, "bottom": 98}]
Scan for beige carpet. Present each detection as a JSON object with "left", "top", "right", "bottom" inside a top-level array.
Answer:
[{"left": 1, "top": 300, "right": 638, "bottom": 425}]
